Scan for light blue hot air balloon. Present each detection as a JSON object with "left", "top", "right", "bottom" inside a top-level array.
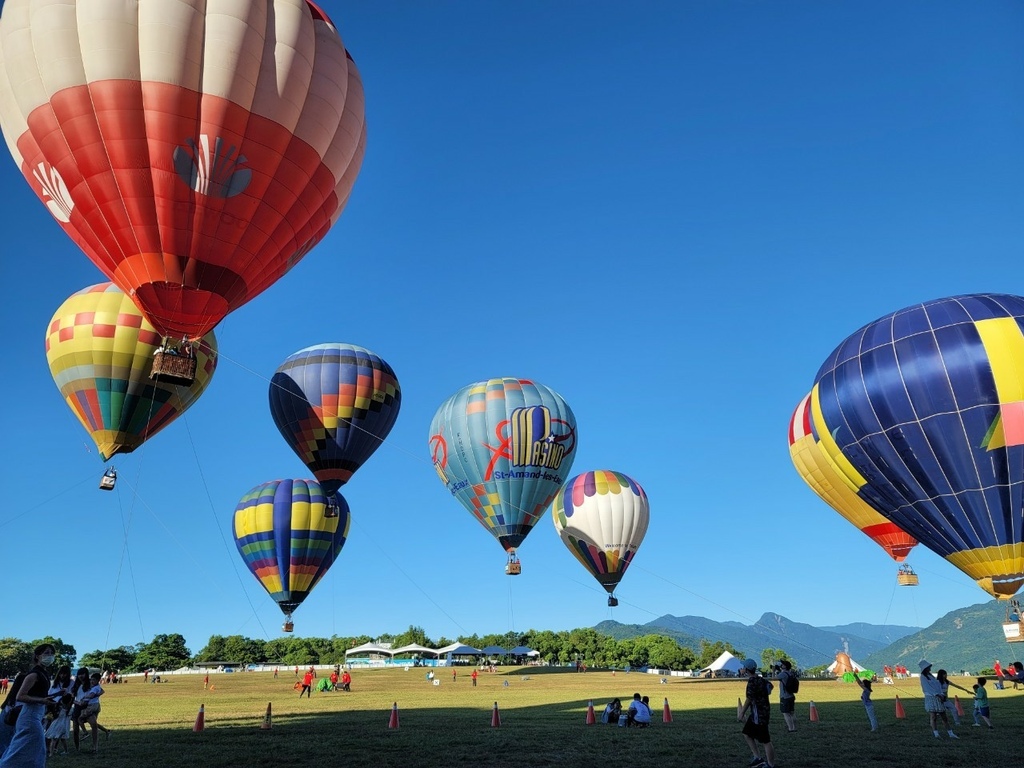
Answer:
[{"left": 429, "top": 378, "right": 577, "bottom": 574}]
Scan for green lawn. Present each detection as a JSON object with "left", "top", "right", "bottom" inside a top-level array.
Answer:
[{"left": 67, "top": 668, "right": 1021, "bottom": 767}]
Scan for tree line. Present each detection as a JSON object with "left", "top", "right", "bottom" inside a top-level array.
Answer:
[{"left": 0, "top": 628, "right": 800, "bottom": 676}]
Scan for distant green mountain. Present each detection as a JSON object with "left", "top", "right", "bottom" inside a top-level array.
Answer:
[
  {"left": 863, "top": 600, "right": 1013, "bottom": 674},
  {"left": 595, "top": 612, "right": 922, "bottom": 670},
  {"left": 817, "top": 622, "right": 920, "bottom": 646}
]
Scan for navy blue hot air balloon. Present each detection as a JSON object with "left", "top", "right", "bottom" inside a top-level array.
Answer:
[{"left": 811, "top": 294, "right": 1024, "bottom": 598}]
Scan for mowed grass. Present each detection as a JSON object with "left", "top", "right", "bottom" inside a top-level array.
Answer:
[{"left": 80, "top": 668, "right": 1022, "bottom": 768}]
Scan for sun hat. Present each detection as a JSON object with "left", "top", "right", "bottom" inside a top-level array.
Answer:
[{"left": 918, "top": 659, "right": 932, "bottom": 673}]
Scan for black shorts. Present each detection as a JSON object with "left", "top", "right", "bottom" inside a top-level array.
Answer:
[
  {"left": 742, "top": 717, "right": 771, "bottom": 744},
  {"left": 780, "top": 697, "right": 795, "bottom": 714}
]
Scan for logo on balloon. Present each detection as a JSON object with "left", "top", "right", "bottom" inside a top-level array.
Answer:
[
  {"left": 173, "top": 134, "right": 252, "bottom": 198},
  {"left": 33, "top": 162, "right": 74, "bottom": 222},
  {"left": 509, "top": 406, "right": 569, "bottom": 470}
]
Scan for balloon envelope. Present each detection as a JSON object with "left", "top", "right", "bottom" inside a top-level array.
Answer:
[
  {"left": 429, "top": 378, "right": 577, "bottom": 553},
  {"left": 812, "top": 294, "right": 1024, "bottom": 598},
  {"left": 269, "top": 344, "right": 401, "bottom": 495},
  {"left": 0, "top": 0, "right": 366, "bottom": 338},
  {"left": 233, "top": 478, "right": 349, "bottom": 617},
  {"left": 552, "top": 470, "right": 649, "bottom": 593},
  {"left": 45, "top": 283, "right": 217, "bottom": 461},
  {"left": 788, "top": 392, "right": 917, "bottom": 562}
]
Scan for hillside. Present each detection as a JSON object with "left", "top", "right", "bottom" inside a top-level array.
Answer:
[{"left": 863, "top": 600, "right": 1014, "bottom": 673}]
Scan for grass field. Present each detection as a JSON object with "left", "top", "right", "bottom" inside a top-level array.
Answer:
[{"left": 64, "top": 667, "right": 1022, "bottom": 767}]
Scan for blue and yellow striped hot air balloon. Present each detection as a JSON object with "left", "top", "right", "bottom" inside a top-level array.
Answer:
[
  {"left": 269, "top": 344, "right": 401, "bottom": 496},
  {"left": 812, "top": 294, "right": 1024, "bottom": 599},
  {"left": 233, "top": 478, "right": 349, "bottom": 632},
  {"left": 429, "top": 378, "right": 577, "bottom": 574},
  {"left": 552, "top": 470, "right": 649, "bottom": 606},
  {"left": 45, "top": 283, "right": 217, "bottom": 462}
]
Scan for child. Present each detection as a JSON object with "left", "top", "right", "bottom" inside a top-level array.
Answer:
[
  {"left": 936, "top": 669, "right": 970, "bottom": 726},
  {"left": 972, "top": 678, "right": 994, "bottom": 729},
  {"left": 853, "top": 675, "right": 879, "bottom": 732},
  {"left": 79, "top": 673, "right": 109, "bottom": 752}
]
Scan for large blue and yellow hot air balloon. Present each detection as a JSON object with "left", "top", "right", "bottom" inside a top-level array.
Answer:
[
  {"left": 269, "top": 344, "right": 401, "bottom": 495},
  {"left": 429, "top": 378, "right": 577, "bottom": 574},
  {"left": 811, "top": 294, "right": 1024, "bottom": 599},
  {"left": 552, "top": 470, "right": 649, "bottom": 606},
  {"left": 233, "top": 478, "right": 349, "bottom": 632},
  {"left": 788, "top": 392, "right": 919, "bottom": 565},
  {"left": 45, "top": 283, "right": 217, "bottom": 461}
]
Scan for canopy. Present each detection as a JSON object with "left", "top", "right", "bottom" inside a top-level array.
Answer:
[
  {"left": 391, "top": 644, "right": 439, "bottom": 657},
  {"left": 509, "top": 645, "right": 538, "bottom": 656},
  {"left": 481, "top": 645, "right": 508, "bottom": 655},
  {"left": 698, "top": 651, "right": 744, "bottom": 676},
  {"left": 435, "top": 643, "right": 484, "bottom": 656},
  {"left": 344, "top": 642, "right": 393, "bottom": 657}
]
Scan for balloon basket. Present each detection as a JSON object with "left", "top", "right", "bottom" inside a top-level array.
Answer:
[
  {"left": 607, "top": 595, "right": 618, "bottom": 607},
  {"left": 151, "top": 350, "right": 197, "bottom": 386}
]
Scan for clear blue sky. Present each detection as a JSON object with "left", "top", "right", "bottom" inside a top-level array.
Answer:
[{"left": 1, "top": 1, "right": 1021, "bottom": 665}]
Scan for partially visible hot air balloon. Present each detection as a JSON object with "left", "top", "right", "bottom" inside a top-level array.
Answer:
[
  {"left": 269, "top": 344, "right": 401, "bottom": 496},
  {"left": 812, "top": 294, "right": 1024, "bottom": 599},
  {"left": 429, "top": 378, "right": 577, "bottom": 574},
  {"left": 45, "top": 283, "right": 217, "bottom": 462},
  {"left": 788, "top": 391, "right": 919, "bottom": 566},
  {"left": 552, "top": 470, "right": 649, "bottom": 606},
  {"left": 0, "top": 0, "right": 366, "bottom": 339},
  {"left": 233, "top": 478, "right": 349, "bottom": 632}
]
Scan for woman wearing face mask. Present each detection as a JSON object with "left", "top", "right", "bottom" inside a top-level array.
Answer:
[{"left": 0, "top": 642, "right": 56, "bottom": 767}]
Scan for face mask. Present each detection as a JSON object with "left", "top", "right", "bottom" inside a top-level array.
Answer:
[{"left": 40, "top": 654, "right": 55, "bottom": 666}]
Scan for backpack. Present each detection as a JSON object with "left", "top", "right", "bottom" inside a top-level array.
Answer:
[{"left": 784, "top": 673, "right": 800, "bottom": 694}]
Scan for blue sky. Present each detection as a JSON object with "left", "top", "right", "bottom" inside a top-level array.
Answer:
[{"left": 1, "top": 1, "right": 1021, "bottom": 665}]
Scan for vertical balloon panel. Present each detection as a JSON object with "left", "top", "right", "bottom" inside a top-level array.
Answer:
[{"left": 812, "top": 294, "right": 1024, "bottom": 598}]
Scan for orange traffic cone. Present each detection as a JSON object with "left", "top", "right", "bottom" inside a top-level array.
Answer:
[
  {"left": 491, "top": 701, "right": 501, "bottom": 727},
  {"left": 388, "top": 702, "right": 400, "bottom": 729},
  {"left": 193, "top": 703, "right": 205, "bottom": 732},
  {"left": 954, "top": 696, "right": 965, "bottom": 718},
  {"left": 260, "top": 702, "right": 272, "bottom": 731},
  {"left": 809, "top": 701, "right": 819, "bottom": 722},
  {"left": 895, "top": 695, "right": 906, "bottom": 719},
  {"left": 663, "top": 697, "right": 673, "bottom": 723},
  {"left": 585, "top": 700, "right": 596, "bottom": 725}
]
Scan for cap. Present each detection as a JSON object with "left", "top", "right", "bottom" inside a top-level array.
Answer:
[
  {"left": 742, "top": 659, "right": 757, "bottom": 672},
  {"left": 918, "top": 659, "right": 932, "bottom": 673}
]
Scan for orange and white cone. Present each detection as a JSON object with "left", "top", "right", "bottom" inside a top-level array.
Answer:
[
  {"left": 895, "top": 695, "right": 906, "bottom": 719},
  {"left": 809, "top": 700, "right": 819, "bottom": 722},
  {"left": 737, "top": 697, "right": 743, "bottom": 719},
  {"left": 491, "top": 701, "right": 501, "bottom": 727},
  {"left": 260, "top": 702, "right": 272, "bottom": 731},
  {"left": 663, "top": 697, "right": 673, "bottom": 723},
  {"left": 954, "top": 696, "right": 965, "bottom": 718},
  {"left": 193, "top": 703, "right": 205, "bottom": 732},
  {"left": 585, "top": 700, "right": 596, "bottom": 725},
  {"left": 388, "top": 702, "right": 400, "bottom": 729}
]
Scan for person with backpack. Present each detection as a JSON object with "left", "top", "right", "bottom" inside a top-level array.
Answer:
[{"left": 777, "top": 660, "right": 798, "bottom": 733}]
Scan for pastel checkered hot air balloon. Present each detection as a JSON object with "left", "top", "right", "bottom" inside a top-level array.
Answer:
[
  {"left": 812, "top": 294, "right": 1024, "bottom": 599},
  {"left": 233, "top": 478, "right": 349, "bottom": 632},
  {"left": 0, "top": 0, "right": 366, "bottom": 340},
  {"left": 788, "top": 391, "right": 919, "bottom": 566},
  {"left": 269, "top": 344, "right": 401, "bottom": 496},
  {"left": 429, "top": 378, "right": 577, "bottom": 574},
  {"left": 45, "top": 283, "right": 217, "bottom": 462},
  {"left": 552, "top": 470, "right": 649, "bottom": 606}
]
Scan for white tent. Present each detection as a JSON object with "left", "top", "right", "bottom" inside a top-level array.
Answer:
[
  {"left": 509, "top": 645, "right": 538, "bottom": 656},
  {"left": 344, "top": 642, "right": 393, "bottom": 658},
  {"left": 827, "top": 657, "right": 866, "bottom": 675},
  {"left": 391, "top": 643, "right": 439, "bottom": 657},
  {"left": 435, "top": 642, "right": 484, "bottom": 656},
  {"left": 697, "top": 651, "right": 744, "bottom": 677}
]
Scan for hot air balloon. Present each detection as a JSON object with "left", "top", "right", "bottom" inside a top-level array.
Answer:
[
  {"left": 429, "top": 378, "right": 577, "bottom": 574},
  {"left": 811, "top": 294, "right": 1024, "bottom": 600},
  {"left": 0, "top": 0, "right": 366, "bottom": 342},
  {"left": 45, "top": 283, "right": 217, "bottom": 464},
  {"left": 233, "top": 478, "right": 349, "bottom": 632},
  {"left": 552, "top": 470, "right": 649, "bottom": 606},
  {"left": 788, "top": 391, "right": 920, "bottom": 581},
  {"left": 269, "top": 344, "right": 400, "bottom": 504}
]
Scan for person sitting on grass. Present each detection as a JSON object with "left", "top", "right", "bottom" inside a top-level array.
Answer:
[
  {"left": 602, "top": 698, "right": 621, "bottom": 724},
  {"left": 626, "top": 692, "right": 651, "bottom": 727}
]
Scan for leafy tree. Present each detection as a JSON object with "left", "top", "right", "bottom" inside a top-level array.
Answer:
[
  {"left": 80, "top": 646, "right": 136, "bottom": 673},
  {"left": 393, "top": 626, "right": 432, "bottom": 649},
  {"left": 133, "top": 634, "right": 191, "bottom": 672},
  {"left": 0, "top": 638, "right": 31, "bottom": 678},
  {"left": 694, "top": 639, "right": 742, "bottom": 669},
  {"left": 761, "top": 648, "right": 794, "bottom": 671}
]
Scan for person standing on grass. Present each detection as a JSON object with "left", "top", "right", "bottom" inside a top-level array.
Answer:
[
  {"left": 776, "top": 660, "right": 797, "bottom": 733},
  {"left": 936, "top": 669, "right": 970, "bottom": 726},
  {"left": 471, "top": 669, "right": 478, "bottom": 687},
  {"left": 77, "top": 673, "right": 108, "bottom": 753},
  {"left": 0, "top": 642, "right": 55, "bottom": 768},
  {"left": 203, "top": 674, "right": 209, "bottom": 690},
  {"left": 737, "top": 659, "right": 776, "bottom": 768},
  {"left": 299, "top": 669, "right": 314, "bottom": 698},
  {"left": 972, "top": 678, "right": 994, "bottom": 729},
  {"left": 918, "top": 660, "right": 957, "bottom": 739},
  {"left": 853, "top": 676, "right": 879, "bottom": 732}
]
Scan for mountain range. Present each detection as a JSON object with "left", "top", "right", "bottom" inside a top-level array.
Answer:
[{"left": 596, "top": 599, "right": 1015, "bottom": 672}]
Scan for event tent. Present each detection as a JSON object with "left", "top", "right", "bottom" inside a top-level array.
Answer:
[
  {"left": 509, "top": 645, "right": 539, "bottom": 657},
  {"left": 481, "top": 645, "right": 508, "bottom": 655},
  {"left": 391, "top": 643, "right": 439, "bottom": 657},
  {"left": 697, "top": 651, "right": 744, "bottom": 677},
  {"left": 435, "top": 642, "right": 484, "bottom": 656},
  {"left": 344, "top": 642, "right": 393, "bottom": 658}
]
